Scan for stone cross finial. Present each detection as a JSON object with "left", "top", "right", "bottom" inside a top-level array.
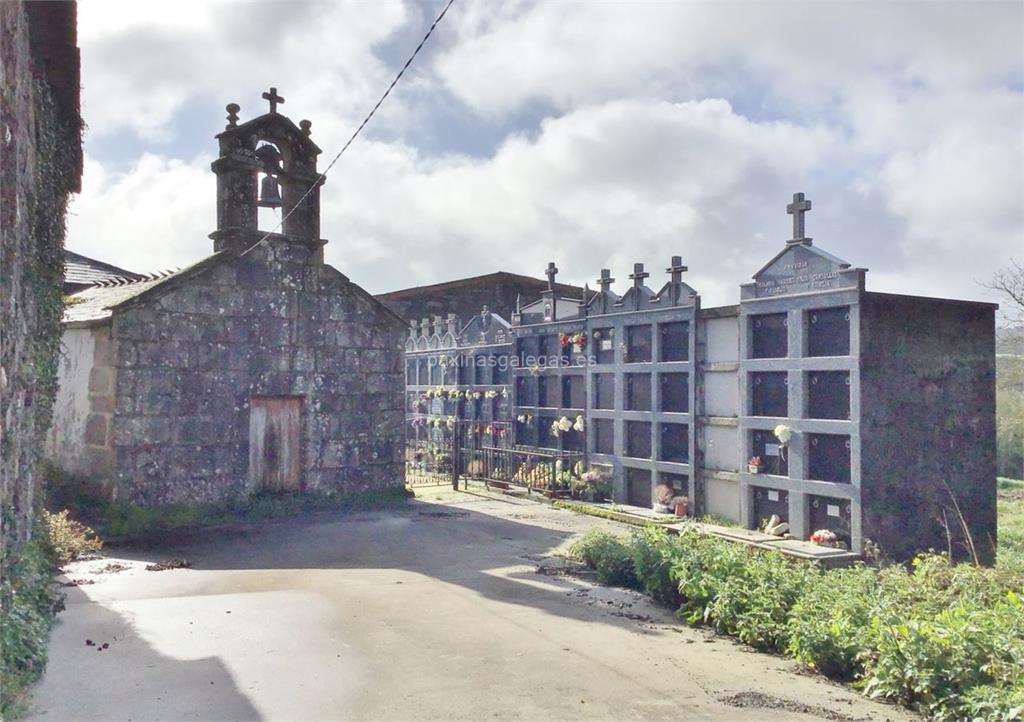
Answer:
[
  {"left": 262, "top": 87, "right": 285, "bottom": 114},
  {"left": 446, "top": 313, "right": 459, "bottom": 335},
  {"left": 225, "top": 103, "right": 240, "bottom": 128},
  {"left": 597, "top": 268, "right": 615, "bottom": 293},
  {"left": 629, "top": 262, "right": 650, "bottom": 290},
  {"left": 545, "top": 262, "right": 558, "bottom": 291},
  {"left": 481, "top": 305, "right": 490, "bottom": 319},
  {"left": 409, "top": 319, "right": 419, "bottom": 339},
  {"left": 433, "top": 315, "right": 443, "bottom": 335},
  {"left": 420, "top": 317, "right": 431, "bottom": 339},
  {"left": 786, "top": 192, "right": 812, "bottom": 244},
  {"left": 666, "top": 255, "right": 688, "bottom": 285}
]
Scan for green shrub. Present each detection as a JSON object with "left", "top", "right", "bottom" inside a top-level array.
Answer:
[
  {"left": 668, "top": 528, "right": 746, "bottom": 624},
  {"left": 786, "top": 564, "right": 878, "bottom": 680},
  {"left": 863, "top": 572, "right": 1024, "bottom": 721},
  {"left": 704, "top": 549, "right": 818, "bottom": 652},
  {"left": 570, "top": 530, "right": 637, "bottom": 587},
  {"left": 629, "top": 527, "right": 680, "bottom": 606},
  {"left": 0, "top": 534, "right": 63, "bottom": 719},
  {"left": 41, "top": 509, "right": 102, "bottom": 565},
  {"left": 573, "top": 527, "right": 1024, "bottom": 722}
]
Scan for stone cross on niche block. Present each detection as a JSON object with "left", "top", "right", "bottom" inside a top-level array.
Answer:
[
  {"left": 629, "top": 263, "right": 650, "bottom": 310},
  {"left": 597, "top": 268, "right": 615, "bottom": 293},
  {"left": 666, "top": 255, "right": 688, "bottom": 284},
  {"left": 665, "top": 256, "right": 689, "bottom": 306},
  {"left": 545, "top": 262, "right": 558, "bottom": 291},
  {"left": 629, "top": 262, "right": 650, "bottom": 289},
  {"left": 262, "top": 87, "right": 285, "bottom": 114},
  {"left": 786, "top": 192, "right": 812, "bottom": 244}
]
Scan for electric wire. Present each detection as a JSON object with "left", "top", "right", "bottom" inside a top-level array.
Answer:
[{"left": 239, "top": 0, "right": 456, "bottom": 258}]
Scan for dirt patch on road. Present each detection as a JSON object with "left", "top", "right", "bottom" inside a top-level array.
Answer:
[{"left": 720, "top": 691, "right": 866, "bottom": 721}]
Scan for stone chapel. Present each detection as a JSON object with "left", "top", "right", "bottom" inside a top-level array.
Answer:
[{"left": 47, "top": 90, "right": 407, "bottom": 505}]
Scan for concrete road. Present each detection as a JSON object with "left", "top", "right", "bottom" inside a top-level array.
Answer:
[{"left": 28, "top": 488, "right": 917, "bottom": 722}]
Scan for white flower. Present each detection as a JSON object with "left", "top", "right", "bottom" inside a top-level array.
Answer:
[
  {"left": 555, "top": 460, "right": 564, "bottom": 471},
  {"left": 773, "top": 424, "right": 792, "bottom": 445},
  {"left": 551, "top": 420, "right": 561, "bottom": 437},
  {"left": 573, "top": 415, "right": 585, "bottom": 432},
  {"left": 558, "top": 416, "right": 573, "bottom": 432},
  {"left": 517, "top": 414, "right": 526, "bottom": 423}
]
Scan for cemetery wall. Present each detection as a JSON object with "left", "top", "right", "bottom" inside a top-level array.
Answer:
[{"left": 859, "top": 292, "right": 997, "bottom": 563}]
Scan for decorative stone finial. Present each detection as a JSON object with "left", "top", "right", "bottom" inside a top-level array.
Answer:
[
  {"left": 226, "top": 103, "right": 240, "bottom": 128},
  {"left": 299, "top": 119, "right": 312, "bottom": 137}
]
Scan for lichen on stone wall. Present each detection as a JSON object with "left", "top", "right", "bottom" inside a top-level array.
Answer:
[{"left": 0, "top": 60, "right": 79, "bottom": 549}]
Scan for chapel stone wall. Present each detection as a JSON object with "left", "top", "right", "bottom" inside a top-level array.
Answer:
[{"left": 108, "top": 239, "right": 405, "bottom": 506}]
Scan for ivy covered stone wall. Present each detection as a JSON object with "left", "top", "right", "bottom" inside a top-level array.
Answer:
[{"left": 0, "top": 1, "right": 81, "bottom": 549}]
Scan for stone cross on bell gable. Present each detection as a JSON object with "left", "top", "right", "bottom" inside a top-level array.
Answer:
[
  {"left": 262, "top": 87, "right": 285, "bottom": 114},
  {"left": 545, "top": 262, "right": 558, "bottom": 291},
  {"left": 596, "top": 268, "right": 615, "bottom": 293},
  {"left": 409, "top": 319, "right": 419, "bottom": 340},
  {"left": 786, "top": 192, "right": 813, "bottom": 244}
]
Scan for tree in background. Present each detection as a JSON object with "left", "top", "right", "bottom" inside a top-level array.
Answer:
[{"left": 986, "top": 260, "right": 1024, "bottom": 479}]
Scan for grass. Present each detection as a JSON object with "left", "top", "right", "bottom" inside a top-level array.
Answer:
[
  {"left": 997, "top": 477, "right": 1024, "bottom": 573},
  {"left": 40, "top": 463, "right": 413, "bottom": 542}
]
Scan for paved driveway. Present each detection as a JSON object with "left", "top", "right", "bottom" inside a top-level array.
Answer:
[{"left": 28, "top": 488, "right": 917, "bottom": 721}]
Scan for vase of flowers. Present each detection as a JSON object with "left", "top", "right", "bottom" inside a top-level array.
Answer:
[{"left": 748, "top": 456, "right": 763, "bottom": 474}]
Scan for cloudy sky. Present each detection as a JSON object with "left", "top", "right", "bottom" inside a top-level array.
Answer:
[{"left": 70, "top": 0, "right": 1022, "bottom": 311}]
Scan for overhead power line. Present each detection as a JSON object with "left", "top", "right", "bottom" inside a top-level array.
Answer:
[{"left": 241, "top": 0, "right": 456, "bottom": 257}]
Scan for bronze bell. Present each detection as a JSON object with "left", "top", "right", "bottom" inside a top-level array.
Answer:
[{"left": 258, "top": 175, "right": 283, "bottom": 209}]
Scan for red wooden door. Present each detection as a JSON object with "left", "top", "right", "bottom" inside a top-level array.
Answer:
[{"left": 249, "top": 397, "right": 302, "bottom": 492}]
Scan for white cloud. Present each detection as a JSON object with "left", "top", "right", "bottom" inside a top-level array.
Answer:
[
  {"left": 68, "top": 154, "right": 215, "bottom": 273},
  {"left": 69, "top": 0, "right": 1023, "bottom": 314},
  {"left": 78, "top": 0, "right": 410, "bottom": 141}
]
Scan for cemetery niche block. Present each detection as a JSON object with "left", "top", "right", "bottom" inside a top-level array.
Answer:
[
  {"left": 807, "top": 434, "right": 851, "bottom": 484},
  {"left": 750, "top": 313, "right": 788, "bottom": 358},
  {"left": 625, "top": 421, "right": 652, "bottom": 459},
  {"left": 593, "top": 418, "right": 614, "bottom": 455},
  {"left": 807, "top": 371, "right": 850, "bottom": 420},
  {"left": 660, "top": 372, "right": 689, "bottom": 413},
  {"left": 753, "top": 487, "right": 789, "bottom": 527},
  {"left": 660, "top": 423, "right": 689, "bottom": 463},
  {"left": 808, "top": 495, "right": 852, "bottom": 547},
  {"left": 625, "top": 373, "right": 652, "bottom": 411},
  {"left": 433, "top": 195, "right": 999, "bottom": 562},
  {"left": 594, "top": 327, "right": 615, "bottom": 364},
  {"left": 659, "top": 321, "right": 690, "bottom": 361},
  {"left": 594, "top": 373, "right": 615, "bottom": 409},
  {"left": 626, "top": 324, "right": 653, "bottom": 363},
  {"left": 626, "top": 467, "right": 653, "bottom": 507},
  {"left": 750, "top": 372, "right": 788, "bottom": 417},
  {"left": 807, "top": 305, "right": 850, "bottom": 357},
  {"left": 562, "top": 375, "right": 586, "bottom": 409},
  {"left": 752, "top": 429, "right": 787, "bottom": 476}
]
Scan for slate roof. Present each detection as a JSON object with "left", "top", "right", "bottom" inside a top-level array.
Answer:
[
  {"left": 64, "top": 250, "right": 143, "bottom": 288},
  {"left": 62, "top": 271, "right": 185, "bottom": 325}
]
